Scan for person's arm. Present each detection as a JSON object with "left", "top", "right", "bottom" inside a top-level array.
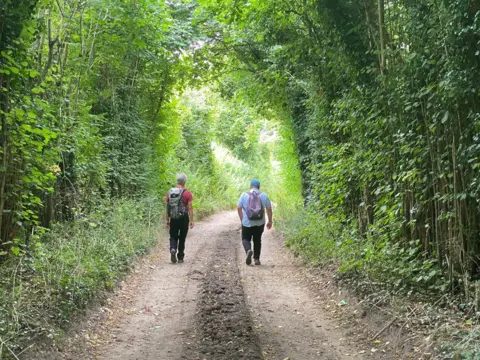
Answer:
[
  {"left": 165, "top": 203, "right": 170, "bottom": 228},
  {"left": 237, "top": 205, "right": 243, "bottom": 222},
  {"left": 266, "top": 207, "right": 273, "bottom": 230},
  {"left": 188, "top": 201, "right": 194, "bottom": 228},
  {"left": 237, "top": 194, "right": 245, "bottom": 223},
  {"left": 265, "top": 194, "right": 273, "bottom": 230}
]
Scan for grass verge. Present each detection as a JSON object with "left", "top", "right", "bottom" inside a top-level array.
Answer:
[
  {"left": 0, "top": 198, "right": 161, "bottom": 359},
  {"left": 281, "top": 208, "right": 480, "bottom": 359},
  {"left": 0, "top": 178, "right": 239, "bottom": 359}
]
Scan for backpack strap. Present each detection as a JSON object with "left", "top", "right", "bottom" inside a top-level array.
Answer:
[
  {"left": 245, "top": 191, "right": 261, "bottom": 196},
  {"left": 178, "top": 188, "right": 185, "bottom": 203}
]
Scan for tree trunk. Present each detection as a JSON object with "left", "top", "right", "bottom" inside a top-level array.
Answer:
[
  {"left": 0, "top": 121, "right": 7, "bottom": 242},
  {"left": 0, "top": 76, "right": 9, "bottom": 242},
  {"left": 377, "top": 0, "right": 386, "bottom": 74}
]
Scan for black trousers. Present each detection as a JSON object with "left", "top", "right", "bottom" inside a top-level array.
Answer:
[
  {"left": 242, "top": 225, "right": 265, "bottom": 260},
  {"left": 170, "top": 216, "right": 189, "bottom": 260}
]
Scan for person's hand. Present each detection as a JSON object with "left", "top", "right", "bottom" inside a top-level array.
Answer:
[
  {"left": 267, "top": 221, "right": 273, "bottom": 230},
  {"left": 190, "top": 221, "right": 195, "bottom": 229},
  {"left": 166, "top": 221, "right": 170, "bottom": 229}
]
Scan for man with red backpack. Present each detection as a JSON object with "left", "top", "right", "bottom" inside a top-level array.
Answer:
[
  {"left": 237, "top": 179, "right": 273, "bottom": 265},
  {"left": 166, "top": 173, "right": 194, "bottom": 264}
]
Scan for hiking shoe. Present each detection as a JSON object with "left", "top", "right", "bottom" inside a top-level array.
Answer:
[
  {"left": 170, "top": 249, "right": 177, "bottom": 264},
  {"left": 246, "top": 250, "right": 253, "bottom": 265},
  {"left": 254, "top": 259, "right": 261, "bottom": 266},
  {"left": 178, "top": 259, "right": 184, "bottom": 264}
]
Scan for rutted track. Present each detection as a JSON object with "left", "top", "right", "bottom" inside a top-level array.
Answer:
[
  {"left": 23, "top": 212, "right": 379, "bottom": 360},
  {"left": 182, "top": 231, "right": 263, "bottom": 359}
]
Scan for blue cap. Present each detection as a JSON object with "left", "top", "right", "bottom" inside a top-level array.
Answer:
[{"left": 250, "top": 179, "right": 260, "bottom": 187}]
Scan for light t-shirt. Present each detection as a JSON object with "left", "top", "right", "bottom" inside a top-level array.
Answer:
[{"left": 237, "top": 189, "right": 272, "bottom": 227}]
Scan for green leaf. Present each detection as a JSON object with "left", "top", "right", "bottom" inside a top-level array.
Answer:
[
  {"left": 441, "top": 111, "right": 449, "bottom": 124},
  {"left": 32, "top": 87, "right": 44, "bottom": 94}
]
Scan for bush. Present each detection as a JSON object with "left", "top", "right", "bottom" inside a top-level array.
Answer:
[
  {"left": 0, "top": 198, "right": 161, "bottom": 357},
  {"left": 284, "top": 208, "right": 449, "bottom": 298},
  {"left": 185, "top": 159, "right": 240, "bottom": 219},
  {"left": 284, "top": 209, "right": 360, "bottom": 266},
  {"left": 0, "top": 166, "right": 243, "bottom": 357}
]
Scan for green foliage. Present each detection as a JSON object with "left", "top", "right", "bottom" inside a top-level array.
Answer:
[
  {"left": 0, "top": 1, "right": 239, "bottom": 357},
  {"left": 440, "top": 327, "right": 480, "bottom": 359},
  {"left": 14, "top": 0, "right": 480, "bottom": 357},
  {"left": 213, "top": 98, "right": 263, "bottom": 162},
  {"left": 196, "top": 0, "right": 480, "bottom": 303},
  {"left": 0, "top": 0, "right": 203, "bottom": 246},
  {"left": 189, "top": 4, "right": 480, "bottom": 356},
  {"left": 267, "top": 119, "right": 303, "bottom": 229},
  {"left": 0, "top": 198, "right": 161, "bottom": 355},
  {"left": 285, "top": 211, "right": 359, "bottom": 266}
]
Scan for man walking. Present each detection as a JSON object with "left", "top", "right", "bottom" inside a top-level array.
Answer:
[
  {"left": 237, "top": 179, "right": 273, "bottom": 265},
  {"left": 166, "top": 173, "right": 194, "bottom": 264}
]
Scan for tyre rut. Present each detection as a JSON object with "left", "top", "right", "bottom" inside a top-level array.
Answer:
[{"left": 182, "top": 230, "right": 263, "bottom": 360}]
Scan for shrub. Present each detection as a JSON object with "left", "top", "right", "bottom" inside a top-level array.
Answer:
[{"left": 0, "top": 198, "right": 161, "bottom": 356}]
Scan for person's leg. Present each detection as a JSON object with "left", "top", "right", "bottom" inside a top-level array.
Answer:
[
  {"left": 252, "top": 224, "right": 265, "bottom": 261},
  {"left": 169, "top": 220, "right": 180, "bottom": 251},
  {"left": 170, "top": 219, "right": 181, "bottom": 263},
  {"left": 242, "top": 226, "right": 254, "bottom": 265},
  {"left": 242, "top": 226, "right": 253, "bottom": 253},
  {"left": 177, "top": 216, "right": 190, "bottom": 261}
]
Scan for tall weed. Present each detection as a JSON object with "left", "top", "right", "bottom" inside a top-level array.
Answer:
[
  {"left": 284, "top": 210, "right": 360, "bottom": 266},
  {"left": 0, "top": 198, "right": 161, "bottom": 357},
  {"left": 283, "top": 208, "right": 449, "bottom": 297}
]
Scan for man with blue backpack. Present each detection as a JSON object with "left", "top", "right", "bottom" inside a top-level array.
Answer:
[{"left": 237, "top": 179, "right": 273, "bottom": 265}]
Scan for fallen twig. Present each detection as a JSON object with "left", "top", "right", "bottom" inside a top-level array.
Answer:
[
  {"left": 16, "top": 343, "right": 35, "bottom": 357},
  {"left": 0, "top": 334, "right": 21, "bottom": 360},
  {"left": 371, "top": 317, "right": 397, "bottom": 340}
]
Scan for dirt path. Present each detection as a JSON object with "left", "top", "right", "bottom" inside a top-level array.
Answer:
[
  {"left": 237, "top": 221, "right": 365, "bottom": 360},
  {"left": 28, "top": 212, "right": 375, "bottom": 360}
]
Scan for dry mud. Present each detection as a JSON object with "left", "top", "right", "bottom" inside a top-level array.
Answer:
[{"left": 181, "top": 230, "right": 263, "bottom": 359}]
